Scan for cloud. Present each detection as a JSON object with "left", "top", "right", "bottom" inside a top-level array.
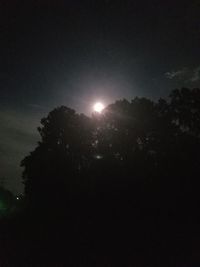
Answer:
[
  {"left": 190, "top": 66, "right": 200, "bottom": 82},
  {"left": 27, "top": 103, "right": 49, "bottom": 111},
  {"left": 165, "top": 66, "right": 200, "bottom": 83},
  {"left": 165, "top": 68, "right": 188, "bottom": 80}
]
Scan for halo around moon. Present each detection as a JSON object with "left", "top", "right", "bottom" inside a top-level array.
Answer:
[{"left": 93, "top": 102, "right": 104, "bottom": 113}]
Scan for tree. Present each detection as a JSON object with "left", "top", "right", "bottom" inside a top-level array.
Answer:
[
  {"left": 169, "top": 88, "right": 200, "bottom": 136},
  {"left": 21, "top": 89, "right": 200, "bottom": 219},
  {"left": 21, "top": 106, "right": 94, "bottom": 212},
  {"left": 19, "top": 88, "right": 200, "bottom": 266}
]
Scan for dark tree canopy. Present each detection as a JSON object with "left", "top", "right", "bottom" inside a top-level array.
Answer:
[
  {"left": 2, "top": 88, "right": 198, "bottom": 266},
  {"left": 21, "top": 88, "right": 200, "bottom": 217}
]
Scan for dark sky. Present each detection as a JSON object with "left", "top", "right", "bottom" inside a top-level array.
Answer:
[{"left": 1, "top": 0, "right": 200, "bottom": 193}]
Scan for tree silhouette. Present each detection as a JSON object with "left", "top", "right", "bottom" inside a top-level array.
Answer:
[
  {"left": 170, "top": 88, "right": 200, "bottom": 135},
  {"left": 9, "top": 88, "right": 200, "bottom": 266},
  {"left": 21, "top": 89, "right": 200, "bottom": 216},
  {"left": 21, "top": 106, "right": 94, "bottom": 214}
]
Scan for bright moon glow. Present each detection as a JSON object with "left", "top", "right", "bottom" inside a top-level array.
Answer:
[{"left": 93, "top": 102, "right": 104, "bottom": 113}]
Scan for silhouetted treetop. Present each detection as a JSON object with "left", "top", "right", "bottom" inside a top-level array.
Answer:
[
  {"left": 169, "top": 88, "right": 200, "bottom": 135},
  {"left": 21, "top": 88, "right": 200, "bottom": 213}
]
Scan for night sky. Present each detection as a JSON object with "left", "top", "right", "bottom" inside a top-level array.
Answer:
[{"left": 1, "top": 0, "right": 200, "bottom": 193}]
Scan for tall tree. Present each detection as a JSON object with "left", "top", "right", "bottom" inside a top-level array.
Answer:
[{"left": 21, "top": 106, "right": 93, "bottom": 211}]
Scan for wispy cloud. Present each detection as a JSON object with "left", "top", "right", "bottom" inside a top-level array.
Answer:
[
  {"left": 28, "top": 103, "right": 49, "bottom": 111},
  {"left": 165, "top": 66, "right": 200, "bottom": 83},
  {"left": 165, "top": 68, "right": 188, "bottom": 80},
  {"left": 190, "top": 66, "right": 200, "bottom": 82}
]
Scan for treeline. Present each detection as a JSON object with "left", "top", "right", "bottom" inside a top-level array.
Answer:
[{"left": 22, "top": 88, "right": 200, "bottom": 218}]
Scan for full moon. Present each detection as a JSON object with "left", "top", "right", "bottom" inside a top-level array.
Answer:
[{"left": 93, "top": 102, "right": 105, "bottom": 113}]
